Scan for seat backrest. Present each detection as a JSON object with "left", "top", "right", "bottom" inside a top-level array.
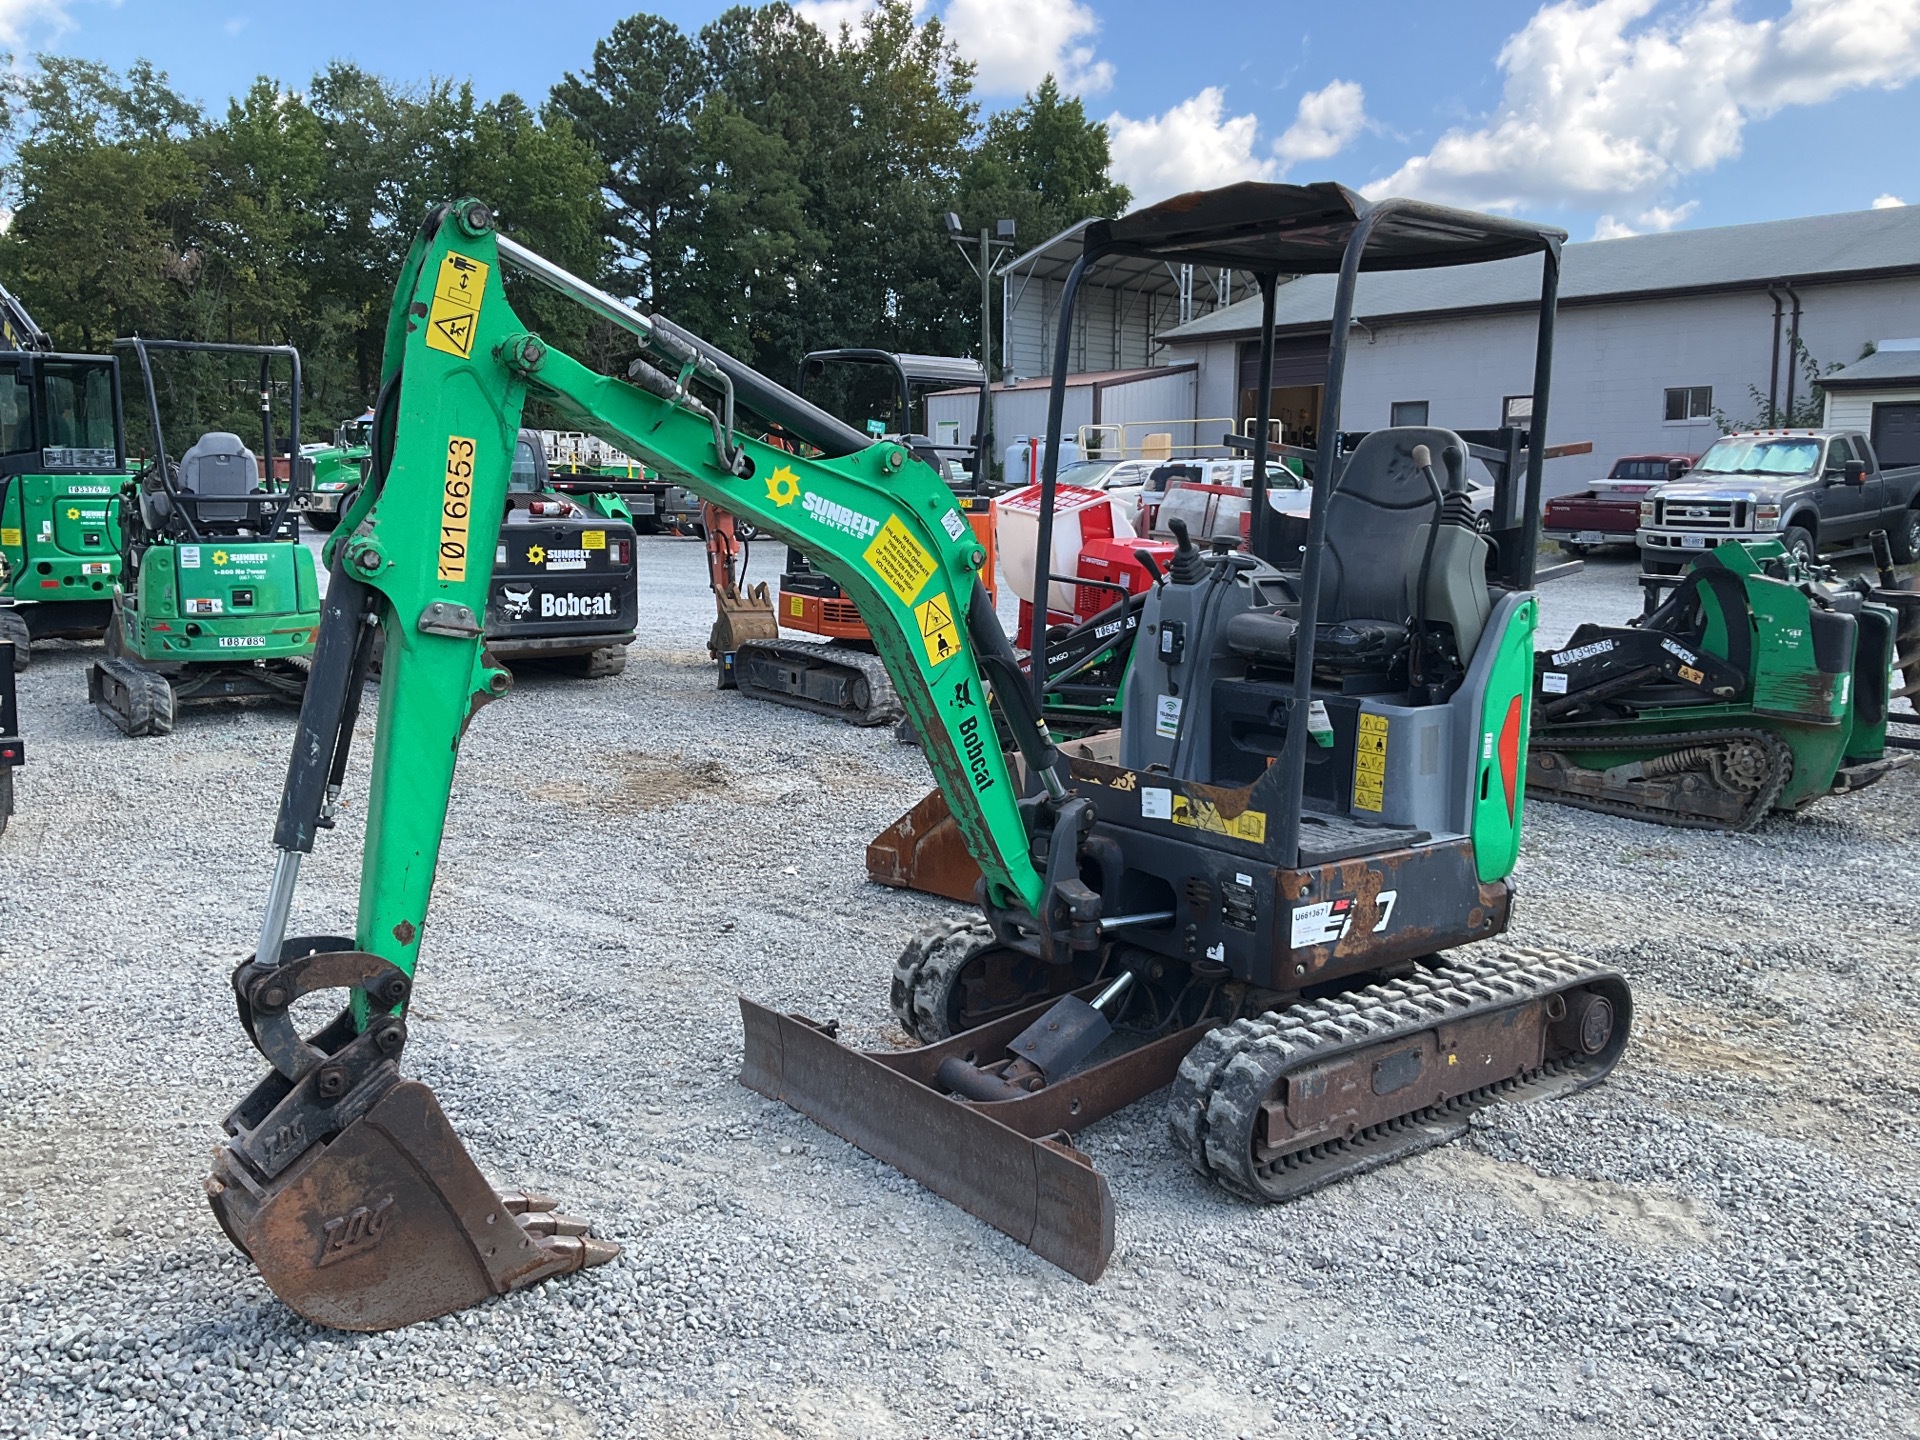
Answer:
[
  {"left": 1315, "top": 426, "right": 1461, "bottom": 622},
  {"left": 176, "top": 432, "right": 259, "bottom": 527}
]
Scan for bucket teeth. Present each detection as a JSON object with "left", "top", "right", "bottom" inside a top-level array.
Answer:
[{"left": 210, "top": 1073, "right": 618, "bottom": 1332}]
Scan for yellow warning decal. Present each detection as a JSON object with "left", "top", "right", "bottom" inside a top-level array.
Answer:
[
  {"left": 425, "top": 252, "right": 488, "bottom": 359},
  {"left": 913, "top": 592, "right": 963, "bottom": 667},
  {"left": 438, "top": 435, "right": 476, "bottom": 582},
  {"left": 1353, "top": 712, "right": 1389, "bottom": 812},
  {"left": 582, "top": 530, "right": 606, "bottom": 550},
  {"left": 1171, "top": 794, "right": 1267, "bottom": 843},
  {"left": 787, "top": 594, "right": 805, "bottom": 618},
  {"left": 1, "top": 527, "right": 19, "bottom": 547},
  {"left": 863, "top": 515, "right": 938, "bottom": 604}
]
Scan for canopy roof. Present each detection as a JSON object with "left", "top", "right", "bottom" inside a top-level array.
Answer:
[{"left": 1085, "top": 182, "right": 1565, "bottom": 276}]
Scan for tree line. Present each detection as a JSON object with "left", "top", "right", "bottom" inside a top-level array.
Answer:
[{"left": 0, "top": 1, "right": 1127, "bottom": 447}]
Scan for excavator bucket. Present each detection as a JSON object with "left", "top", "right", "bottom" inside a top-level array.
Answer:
[
  {"left": 867, "top": 732, "right": 1122, "bottom": 901},
  {"left": 208, "top": 943, "right": 616, "bottom": 1332},
  {"left": 866, "top": 786, "right": 982, "bottom": 902},
  {"left": 740, "top": 992, "right": 1211, "bottom": 1281}
]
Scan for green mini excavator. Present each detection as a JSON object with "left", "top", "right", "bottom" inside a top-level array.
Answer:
[
  {"left": 88, "top": 340, "right": 320, "bottom": 736},
  {"left": 0, "top": 277, "right": 128, "bottom": 664},
  {"left": 210, "top": 187, "right": 1631, "bottom": 1333},
  {"left": 1527, "top": 537, "right": 1910, "bottom": 828}
]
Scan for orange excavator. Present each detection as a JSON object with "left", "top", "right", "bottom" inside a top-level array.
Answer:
[{"left": 703, "top": 350, "right": 996, "bottom": 724}]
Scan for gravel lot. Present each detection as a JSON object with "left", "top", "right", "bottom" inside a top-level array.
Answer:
[{"left": 1, "top": 540, "right": 1916, "bottom": 1440}]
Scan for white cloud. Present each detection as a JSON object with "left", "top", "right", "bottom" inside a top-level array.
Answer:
[
  {"left": 1273, "top": 80, "right": 1367, "bottom": 171},
  {"left": 1590, "top": 200, "right": 1697, "bottom": 238},
  {"left": 1105, "top": 88, "right": 1275, "bottom": 205},
  {"left": 0, "top": 0, "right": 73, "bottom": 47},
  {"left": 1367, "top": 0, "right": 1920, "bottom": 213},
  {"left": 792, "top": 0, "right": 901, "bottom": 35},
  {"left": 1874, "top": 192, "right": 1907, "bottom": 207},
  {"left": 942, "top": 0, "right": 1112, "bottom": 96}
]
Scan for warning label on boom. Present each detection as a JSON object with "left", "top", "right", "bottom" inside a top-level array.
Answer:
[
  {"left": 425, "top": 252, "right": 488, "bottom": 360},
  {"left": 914, "top": 592, "right": 962, "bottom": 667},
  {"left": 863, "top": 516, "right": 938, "bottom": 604},
  {"left": 1353, "top": 712, "right": 1389, "bottom": 812}
]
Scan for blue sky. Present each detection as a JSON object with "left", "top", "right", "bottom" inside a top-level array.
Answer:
[{"left": 16, "top": 0, "right": 1920, "bottom": 240}]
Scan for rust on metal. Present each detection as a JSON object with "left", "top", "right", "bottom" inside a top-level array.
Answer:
[
  {"left": 866, "top": 787, "right": 981, "bottom": 902},
  {"left": 1257, "top": 999, "right": 1549, "bottom": 1160},
  {"left": 391, "top": 920, "right": 416, "bottom": 946},
  {"left": 740, "top": 990, "right": 1213, "bottom": 1282},
  {"left": 209, "top": 1072, "right": 616, "bottom": 1332}
]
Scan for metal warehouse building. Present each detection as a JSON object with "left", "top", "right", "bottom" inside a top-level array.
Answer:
[
  {"left": 939, "top": 202, "right": 1920, "bottom": 491},
  {"left": 1157, "top": 203, "right": 1920, "bottom": 494}
]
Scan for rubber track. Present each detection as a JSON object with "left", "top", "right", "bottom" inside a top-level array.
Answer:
[
  {"left": 1168, "top": 945, "right": 1624, "bottom": 1203},
  {"left": 1526, "top": 726, "right": 1793, "bottom": 832},
  {"left": 734, "top": 638, "right": 903, "bottom": 727}
]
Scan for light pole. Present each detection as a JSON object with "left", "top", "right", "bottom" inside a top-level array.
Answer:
[{"left": 945, "top": 213, "right": 1017, "bottom": 486}]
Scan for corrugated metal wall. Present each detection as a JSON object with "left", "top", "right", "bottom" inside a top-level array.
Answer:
[
  {"left": 1827, "top": 387, "right": 1920, "bottom": 430},
  {"left": 1163, "top": 276, "right": 1920, "bottom": 497},
  {"left": 1000, "top": 277, "right": 1189, "bottom": 380}
]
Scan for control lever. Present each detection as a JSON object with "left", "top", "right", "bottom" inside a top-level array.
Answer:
[{"left": 1166, "top": 517, "right": 1202, "bottom": 585}]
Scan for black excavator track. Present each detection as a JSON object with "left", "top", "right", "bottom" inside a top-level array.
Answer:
[
  {"left": 731, "top": 637, "right": 903, "bottom": 727},
  {"left": 1526, "top": 726, "right": 1793, "bottom": 831},
  {"left": 1169, "top": 946, "right": 1631, "bottom": 1203}
]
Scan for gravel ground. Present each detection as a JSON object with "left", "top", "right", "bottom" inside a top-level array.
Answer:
[{"left": 1, "top": 541, "right": 1917, "bottom": 1440}]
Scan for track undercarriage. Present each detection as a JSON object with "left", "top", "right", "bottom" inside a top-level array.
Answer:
[{"left": 727, "top": 636, "right": 902, "bottom": 726}]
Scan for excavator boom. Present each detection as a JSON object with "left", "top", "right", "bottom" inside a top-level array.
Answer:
[{"left": 209, "top": 200, "right": 1059, "bottom": 1330}]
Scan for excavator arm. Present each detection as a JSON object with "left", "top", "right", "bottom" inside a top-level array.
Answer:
[{"left": 208, "top": 200, "right": 1064, "bottom": 1331}]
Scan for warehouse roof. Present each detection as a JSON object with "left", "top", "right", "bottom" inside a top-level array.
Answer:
[
  {"left": 1821, "top": 343, "right": 1920, "bottom": 390},
  {"left": 1160, "top": 203, "right": 1920, "bottom": 344}
]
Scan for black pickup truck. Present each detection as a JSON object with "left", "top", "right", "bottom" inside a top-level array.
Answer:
[{"left": 1638, "top": 429, "right": 1920, "bottom": 574}]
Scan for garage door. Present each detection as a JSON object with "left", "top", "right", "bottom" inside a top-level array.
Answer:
[{"left": 1871, "top": 402, "right": 1920, "bottom": 467}]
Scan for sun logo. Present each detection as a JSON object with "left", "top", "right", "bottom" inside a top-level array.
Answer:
[
  {"left": 212, "top": 550, "right": 229, "bottom": 565},
  {"left": 526, "top": 545, "right": 547, "bottom": 566},
  {"left": 66, "top": 508, "right": 80, "bottom": 520},
  {"left": 765, "top": 465, "right": 801, "bottom": 507}
]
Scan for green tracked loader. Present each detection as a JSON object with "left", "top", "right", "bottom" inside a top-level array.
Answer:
[
  {"left": 1528, "top": 537, "right": 1911, "bottom": 828},
  {"left": 88, "top": 339, "right": 320, "bottom": 736}
]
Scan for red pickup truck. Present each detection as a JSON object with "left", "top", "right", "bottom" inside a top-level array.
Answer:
[{"left": 1544, "top": 453, "right": 1696, "bottom": 553}]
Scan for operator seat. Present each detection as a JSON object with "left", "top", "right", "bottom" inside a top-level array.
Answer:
[
  {"left": 174, "top": 432, "right": 261, "bottom": 532},
  {"left": 1224, "top": 426, "right": 1468, "bottom": 671}
]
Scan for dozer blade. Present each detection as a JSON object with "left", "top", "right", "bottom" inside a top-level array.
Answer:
[
  {"left": 211, "top": 943, "right": 616, "bottom": 1331},
  {"left": 740, "top": 992, "right": 1211, "bottom": 1282}
]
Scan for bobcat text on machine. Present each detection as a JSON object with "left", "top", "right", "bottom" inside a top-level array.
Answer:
[
  {"left": 209, "top": 185, "right": 1630, "bottom": 1334},
  {"left": 88, "top": 340, "right": 320, "bottom": 736},
  {"left": 0, "top": 277, "right": 127, "bottom": 665}
]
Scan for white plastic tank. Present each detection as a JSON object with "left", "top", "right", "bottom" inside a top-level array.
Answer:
[{"left": 1003, "top": 436, "right": 1082, "bottom": 488}]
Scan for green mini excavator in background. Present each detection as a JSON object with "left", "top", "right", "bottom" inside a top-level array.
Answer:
[
  {"left": 1527, "top": 537, "right": 1910, "bottom": 828},
  {"left": 0, "top": 277, "right": 129, "bottom": 665},
  {"left": 88, "top": 340, "right": 320, "bottom": 736},
  {"left": 208, "top": 187, "right": 1630, "bottom": 1333}
]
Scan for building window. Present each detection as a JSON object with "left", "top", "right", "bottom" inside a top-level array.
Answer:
[
  {"left": 1664, "top": 386, "right": 1713, "bottom": 422},
  {"left": 1390, "top": 401, "right": 1429, "bottom": 426},
  {"left": 1501, "top": 395, "right": 1532, "bottom": 427}
]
